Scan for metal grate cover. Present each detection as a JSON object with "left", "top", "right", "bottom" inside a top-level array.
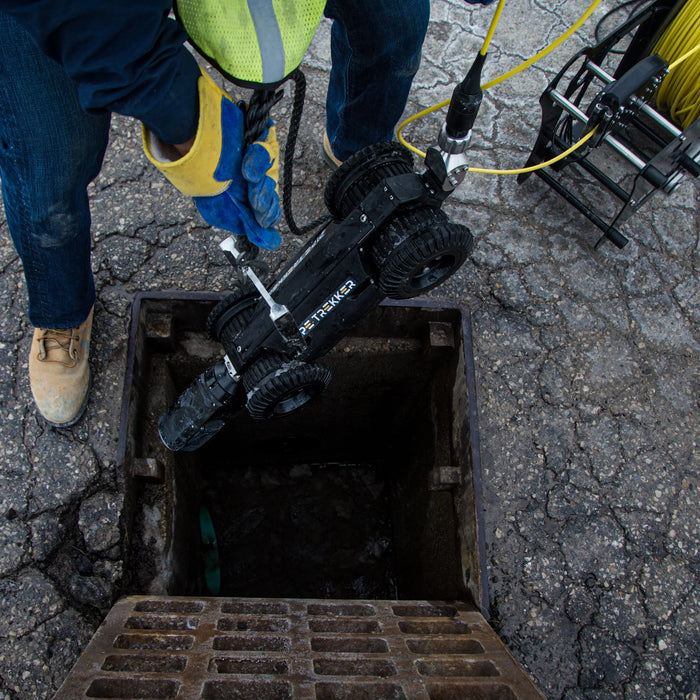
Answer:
[{"left": 53, "top": 596, "right": 545, "bottom": 699}]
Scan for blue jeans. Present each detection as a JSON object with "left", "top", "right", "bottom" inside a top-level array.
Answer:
[
  {"left": 0, "top": 0, "right": 429, "bottom": 328},
  {"left": 325, "top": 0, "right": 430, "bottom": 161},
  {"left": 0, "top": 11, "right": 110, "bottom": 329}
]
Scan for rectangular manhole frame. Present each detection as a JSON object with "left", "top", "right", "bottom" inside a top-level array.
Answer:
[{"left": 117, "top": 292, "right": 488, "bottom": 615}]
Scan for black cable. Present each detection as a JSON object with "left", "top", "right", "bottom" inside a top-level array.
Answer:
[
  {"left": 244, "top": 71, "right": 331, "bottom": 238},
  {"left": 594, "top": 0, "right": 654, "bottom": 47},
  {"left": 243, "top": 88, "right": 283, "bottom": 146},
  {"left": 232, "top": 89, "right": 283, "bottom": 265},
  {"left": 282, "top": 69, "right": 332, "bottom": 236}
]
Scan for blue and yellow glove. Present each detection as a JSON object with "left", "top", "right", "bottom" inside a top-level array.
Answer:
[
  {"left": 142, "top": 69, "right": 281, "bottom": 250},
  {"left": 242, "top": 121, "right": 281, "bottom": 229}
]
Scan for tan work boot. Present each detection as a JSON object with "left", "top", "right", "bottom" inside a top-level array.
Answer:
[
  {"left": 322, "top": 131, "right": 343, "bottom": 170},
  {"left": 28, "top": 308, "right": 93, "bottom": 427}
]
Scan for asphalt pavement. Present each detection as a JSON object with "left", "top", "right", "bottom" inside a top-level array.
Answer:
[{"left": 0, "top": 1, "right": 698, "bottom": 698}]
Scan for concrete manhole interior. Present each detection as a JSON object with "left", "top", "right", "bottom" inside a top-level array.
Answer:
[{"left": 118, "top": 294, "right": 484, "bottom": 608}]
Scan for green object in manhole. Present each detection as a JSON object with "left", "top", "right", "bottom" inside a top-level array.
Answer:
[{"left": 199, "top": 506, "right": 221, "bottom": 595}]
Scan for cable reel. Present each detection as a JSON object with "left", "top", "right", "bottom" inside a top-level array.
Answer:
[{"left": 520, "top": 0, "right": 700, "bottom": 248}]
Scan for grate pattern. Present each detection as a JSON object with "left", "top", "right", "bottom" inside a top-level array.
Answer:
[{"left": 53, "top": 596, "right": 545, "bottom": 699}]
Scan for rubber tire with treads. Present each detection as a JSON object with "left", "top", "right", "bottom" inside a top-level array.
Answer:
[
  {"left": 324, "top": 142, "right": 414, "bottom": 220},
  {"left": 206, "top": 286, "right": 258, "bottom": 345},
  {"left": 242, "top": 352, "right": 331, "bottom": 420},
  {"left": 371, "top": 207, "right": 474, "bottom": 299}
]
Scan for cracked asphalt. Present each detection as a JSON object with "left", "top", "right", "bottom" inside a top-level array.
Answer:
[{"left": 0, "top": 0, "right": 698, "bottom": 698}]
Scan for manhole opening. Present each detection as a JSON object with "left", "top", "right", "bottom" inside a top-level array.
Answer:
[{"left": 118, "top": 294, "right": 485, "bottom": 609}]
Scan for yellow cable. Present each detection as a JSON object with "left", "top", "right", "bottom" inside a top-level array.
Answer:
[
  {"left": 399, "top": 0, "right": 700, "bottom": 172},
  {"left": 480, "top": 0, "right": 507, "bottom": 55},
  {"left": 653, "top": 0, "right": 700, "bottom": 128},
  {"left": 467, "top": 128, "right": 597, "bottom": 173},
  {"left": 395, "top": 0, "right": 507, "bottom": 150},
  {"left": 398, "top": 102, "right": 450, "bottom": 157},
  {"left": 482, "top": 0, "right": 603, "bottom": 90},
  {"left": 397, "top": 0, "right": 604, "bottom": 169},
  {"left": 667, "top": 42, "right": 700, "bottom": 72}
]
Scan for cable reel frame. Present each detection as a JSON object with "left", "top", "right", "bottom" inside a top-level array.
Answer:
[{"left": 520, "top": 0, "right": 700, "bottom": 248}]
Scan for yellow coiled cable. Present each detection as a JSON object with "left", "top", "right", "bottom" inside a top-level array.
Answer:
[{"left": 653, "top": 0, "right": 700, "bottom": 128}]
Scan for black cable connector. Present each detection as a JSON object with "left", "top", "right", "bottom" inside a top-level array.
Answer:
[{"left": 446, "top": 52, "right": 487, "bottom": 139}]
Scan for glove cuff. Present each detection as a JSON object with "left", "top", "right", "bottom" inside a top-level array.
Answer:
[{"left": 142, "top": 68, "right": 232, "bottom": 197}]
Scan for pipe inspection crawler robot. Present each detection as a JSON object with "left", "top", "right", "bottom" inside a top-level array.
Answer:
[
  {"left": 159, "top": 0, "right": 700, "bottom": 452},
  {"left": 158, "top": 111, "right": 477, "bottom": 451},
  {"left": 158, "top": 0, "right": 481, "bottom": 452}
]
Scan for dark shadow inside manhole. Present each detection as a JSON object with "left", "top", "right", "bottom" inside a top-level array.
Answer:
[{"left": 118, "top": 293, "right": 487, "bottom": 612}]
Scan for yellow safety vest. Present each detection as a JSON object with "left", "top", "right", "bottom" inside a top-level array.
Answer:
[{"left": 175, "top": 0, "right": 326, "bottom": 87}]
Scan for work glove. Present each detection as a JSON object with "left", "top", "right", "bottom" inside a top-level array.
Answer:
[
  {"left": 142, "top": 69, "right": 281, "bottom": 250},
  {"left": 241, "top": 121, "right": 281, "bottom": 229}
]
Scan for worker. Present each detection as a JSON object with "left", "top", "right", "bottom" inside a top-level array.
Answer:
[{"left": 0, "top": 0, "right": 490, "bottom": 429}]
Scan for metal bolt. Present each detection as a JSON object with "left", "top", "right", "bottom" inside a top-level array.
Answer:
[{"left": 360, "top": 214, "right": 368, "bottom": 223}]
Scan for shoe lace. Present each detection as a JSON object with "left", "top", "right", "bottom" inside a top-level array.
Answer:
[{"left": 37, "top": 328, "right": 81, "bottom": 367}]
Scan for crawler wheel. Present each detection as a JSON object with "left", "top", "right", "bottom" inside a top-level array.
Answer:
[
  {"left": 371, "top": 207, "right": 474, "bottom": 299},
  {"left": 206, "top": 286, "right": 258, "bottom": 344},
  {"left": 324, "top": 141, "right": 413, "bottom": 220},
  {"left": 242, "top": 352, "right": 331, "bottom": 420}
]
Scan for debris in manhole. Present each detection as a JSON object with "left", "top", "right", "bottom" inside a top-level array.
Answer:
[{"left": 199, "top": 506, "right": 220, "bottom": 595}]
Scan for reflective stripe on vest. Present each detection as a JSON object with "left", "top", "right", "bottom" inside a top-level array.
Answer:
[{"left": 247, "top": 0, "right": 285, "bottom": 84}]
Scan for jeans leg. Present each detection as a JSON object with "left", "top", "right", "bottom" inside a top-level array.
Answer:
[
  {"left": 0, "top": 10, "right": 110, "bottom": 329},
  {"left": 324, "top": 0, "right": 430, "bottom": 161}
]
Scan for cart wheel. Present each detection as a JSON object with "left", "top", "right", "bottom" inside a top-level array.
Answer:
[
  {"left": 372, "top": 207, "right": 474, "bottom": 299},
  {"left": 243, "top": 352, "right": 331, "bottom": 420},
  {"left": 324, "top": 141, "right": 413, "bottom": 220},
  {"left": 206, "top": 287, "right": 258, "bottom": 343}
]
